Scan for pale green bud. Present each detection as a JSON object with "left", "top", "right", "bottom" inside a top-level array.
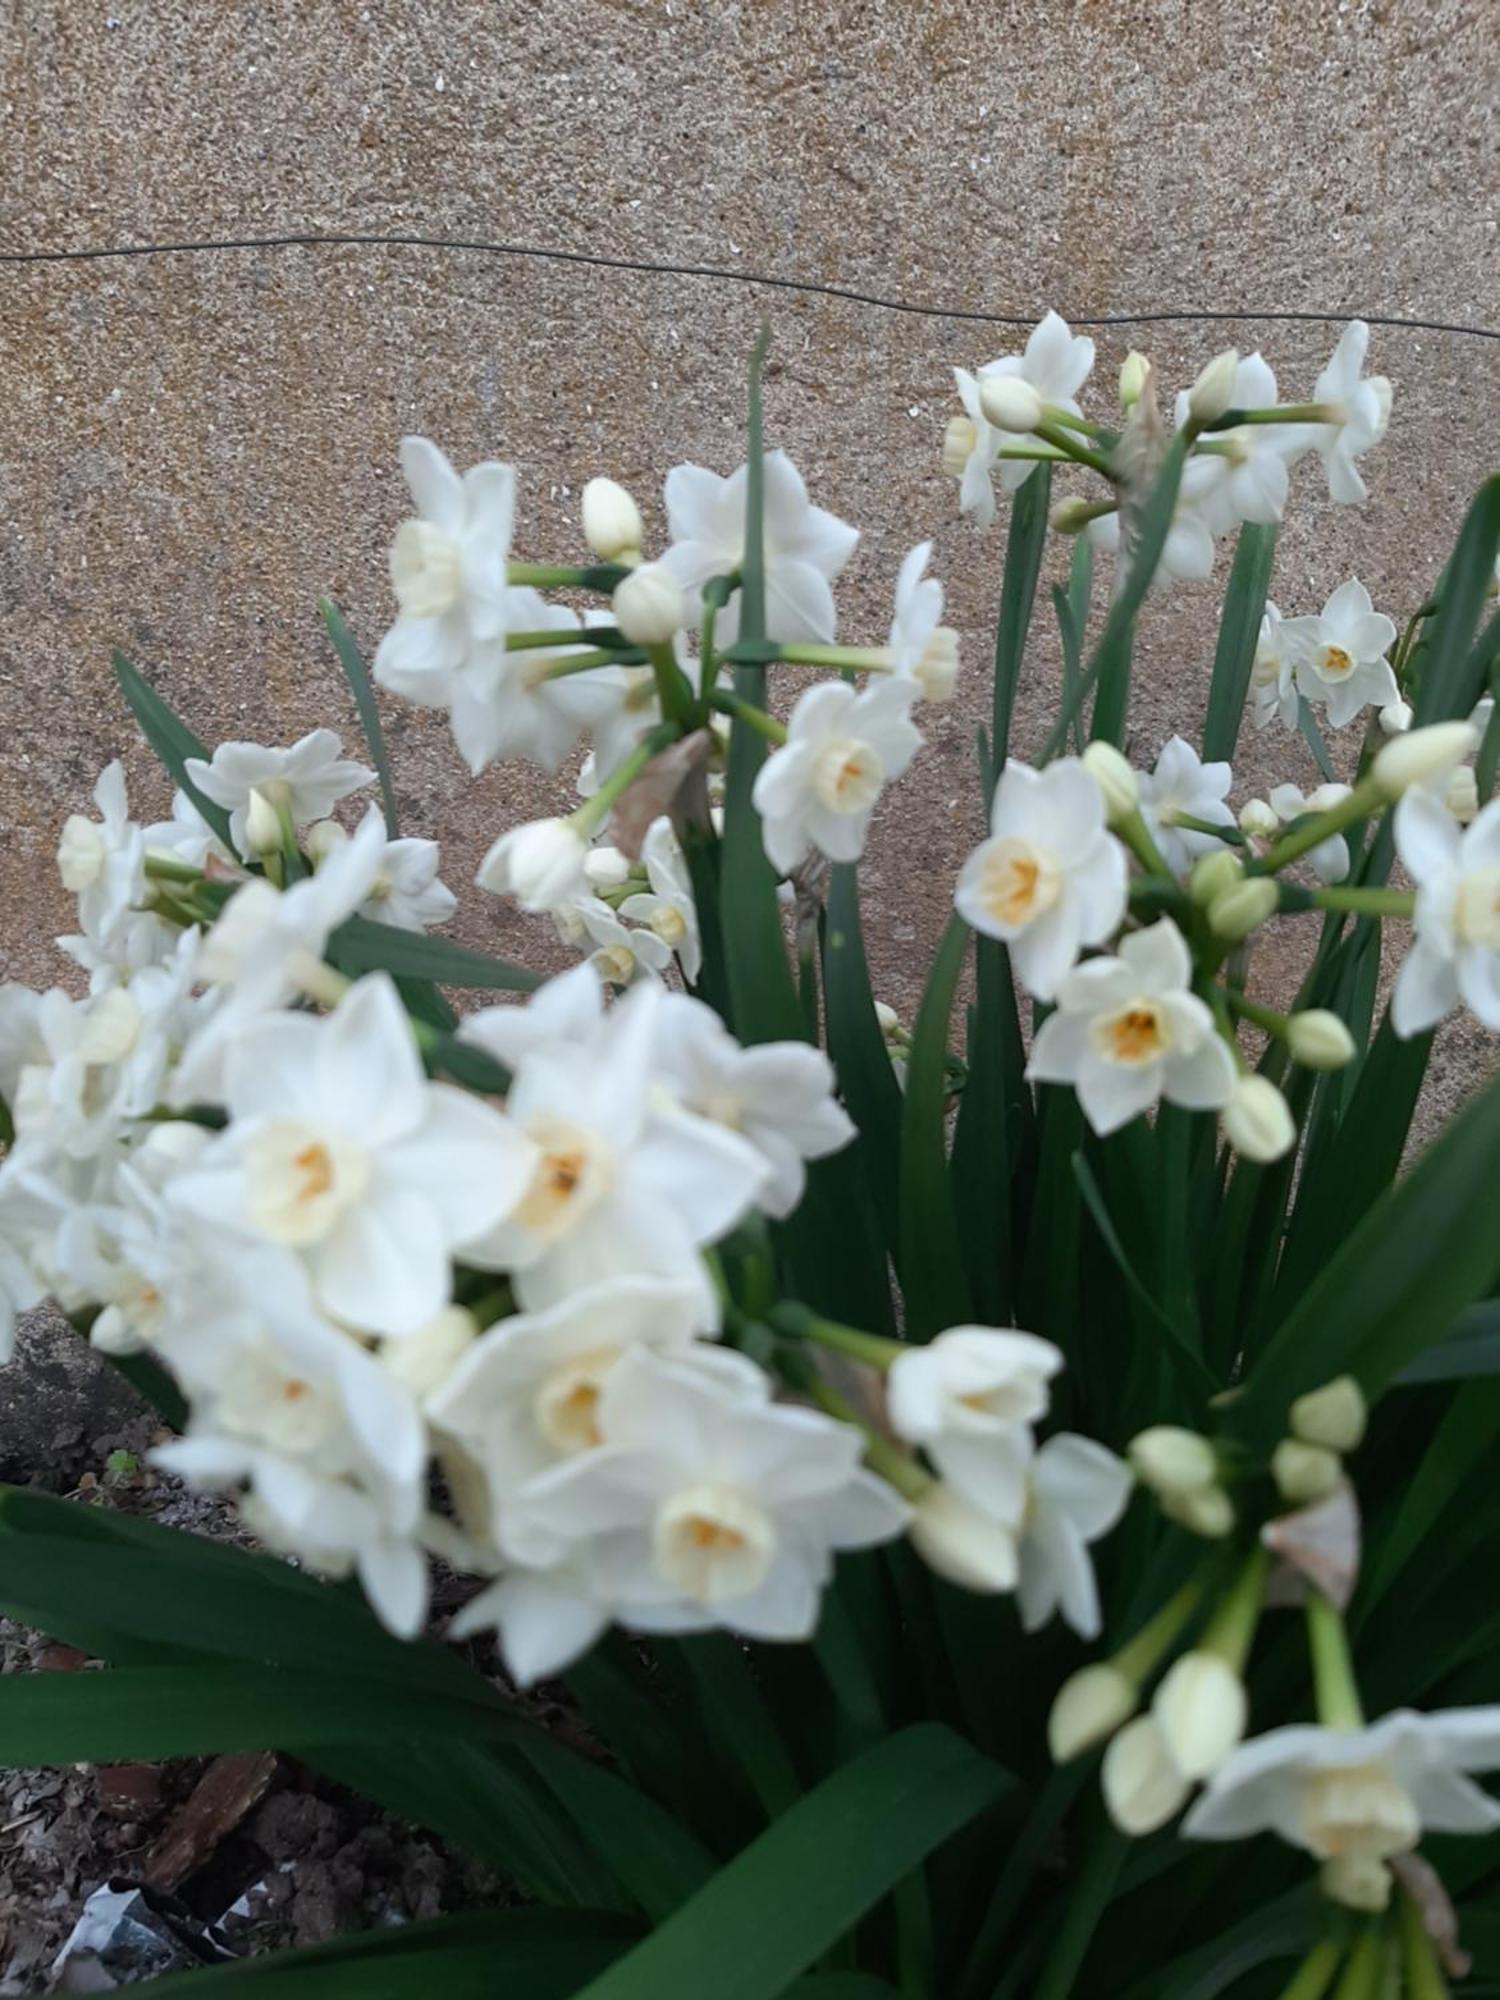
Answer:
[
  {"left": 1187, "top": 348, "right": 1240, "bottom": 424},
  {"left": 910, "top": 1484, "right": 1018, "bottom": 1593},
  {"left": 1289, "top": 1375, "right": 1367, "bottom": 1453},
  {"left": 1208, "top": 877, "right": 1279, "bottom": 942},
  {"left": 1081, "top": 740, "right": 1140, "bottom": 824},
  {"left": 1128, "top": 1425, "right": 1217, "bottom": 1498},
  {"left": 1151, "top": 1652, "right": 1248, "bottom": 1781},
  {"left": 1119, "top": 351, "right": 1150, "bottom": 411},
  {"left": 1221, "top": 1074, "right": 1297, "bottom": 1164},
  {"left": 1271, "top": 1437, "right": 1343, "bottom": 1505},
  {"left": 612, "top": 562, "right": 685, "bottom": 646},
  {"left": 1101, "top": 1715, "right": 1191, "bottom": 1835},
  {"left": 1048, "top": 1664, "right": 1137, "bottom": 1762},
  {"left": 978, "top": 374, "right": 1044, "bottom": 434},
  {"left": 581, "top": 477, "right": 644, "bottom": 561},
  {"left": 1051, "top": 497, "right": 1098, "bottom": 535},
  {"left": 1162, "top": 1483, "right": 1237, "bottom": 1538},
  {"left": 244, "top": 786, "right": 284, "bottom": 858},
  {"left": 1190, "top": 848, "right": 1243, "bottom": 907},
  {"left": 1238, "top": 798, "right": 1280, "bottom": 839},
  {"left": 1373, "top": 721, "right": 1479, "bottom": 800},
  {"left": 1285, "top": 1010, "right": 1356, "bottom": 1071}
]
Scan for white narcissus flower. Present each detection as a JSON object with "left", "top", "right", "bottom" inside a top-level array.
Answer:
[
  {"left": 425, "top": 1276, "right": 711, "bottom": 1538},
  {"left": 1138, "top": 737, "right": 1236, "bottom": 877},
  {"left": 58, "top": 762, "right": 146, "bottom": 946},
  {"left": 372, "top": 436, "right": 516, "bottom": 707},
  {"left": 573, "top": 896, "right": 672, "bottom": 987},
  {"left": 955, "top": 758, "right": 1128, "bottom": 1002},
  {"left": 171, "top": 973, "right": 537, "bottom": 1337},
  {"left": 649, "top": 991, "right": 855, "bottom": 1219},
  {"left": 1312, "top": 320, "right": 1393, "bottom": 506},
  {"left": 887, "top": 1326, "right": 1062, "bottom": 1524},
  {"left": 185, "top": 730, "right": 373, "bottom": 861},
  {"left": 1086, "top": 462, "right": 1218, "bottom": 592},
  {"left": 950, "top": 371, "right": 1002, "bottom": 528},
  {"left": 1173, "top": 353, "right": 1296, "bottom": 533},
  {"left": 446, "top": 590, "right": 623, "bottom": 778},
  {"left": 660, "top": 451, "right": 858, "bottom": 646},
  {"left": 309, "top": 820, "right": 458, "bottom": 932},
  {"left": 1284, "top": 581, "right": 1399, "bottom": 730},
  {"left": 462, "top": 975, "right": 769, "bottom": 1315},
  {"left": 1266, "top": 782, "right": 1353, "bottom": 884},
  {"left": 497, "top": 1345, "right": 910, "bottom": 1652},
  {"left": 1027, "top": 917, "right": 1239, "bottom": 1137},
  {"left": 975, "top": 312, "right": 1096, "bottom": 494},
  {"left": 619, "top": 817, "right": 702, "bottom": 984},
  {"left": 1249, "top": 603, "right": 1300, "bottom": 734},
  {"left": 1184, "top": 1708, "right": 1500, "bottom": 1911},
  {"left": 887, "top": 542, "right": 959, "bottom": 702},
  {"left": 1391, "top": 792, "right": 1500, "bottom": 1036},
  {"left": 476, "top": 817, "right": 590, "bottom": 914},
  {"left": 751, "top": 679, "right": 923, "bottom": 874},
  {"left": 1016, "top": 1433, "right": 1133, "bottom": 1640}
]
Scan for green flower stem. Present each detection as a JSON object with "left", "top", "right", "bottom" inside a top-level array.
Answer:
[
  {"left": 1040, "top": 404, "right": 1108, "bottom": 440},
  {"left": 1328, "top": 1929, "right": 1386, "bottom": 2000},
  {"left": 1398, "top": 1888, "right": 1452, "bottom": 2000},
  {"left": 804, "top": 1373, "right": 932, "bottom": 1503},
  {"left": 506, "top": 626, "right": 624, "bottom": 652},
  {"left": 995, "top": 442, "right": 1071, "bottom": 463},
  {"left": 1254, "top": 780, "right": 1382, "bottom": 874},
  {"left": 1112, "top": 1571, "right": 1212, "bottom": 1687},
  {"left": 1306, "top": 1590, "right": 1365, "bottom": 1731},
  {"left": 1275, "top": 1939, "right": 1345, "bottom": 2000},
  {"left": 1311, "top": 885, "right": 1415, "bottom": 919},
  {"left": 699, "top": 570, "right": 739, "bottom": 703},
  {"left": 770, "top": 1302, "right": 904, "bottom": 1371},
  {"left": 1177, "top": 813, "right": 1244, "bottom": 843},
  {"left": 572, "top": 721, "right": 683, "bottom": 839},
  {"left": 645, "top": 640, "right": 697, "bottom": 730},
  {"left": 1224, "top": 989, "right": 1291, "bottom": 1038},
  {"left": 774, "top": 642, "right": 894, "bottom": 673},
  {"left": 466, "top": 1287, "right": 512, "bottom": 1331},
  {"left": 1201, "top": 403, "right": 1341, "bottom": 432},
  {"left": 506, "top": 561, "right": 625, "bottom": 592},
  {"left": 1034, "top": 419, "right": 1116, "bottom": 481},
  {"left": 143, "top": 853, "right": 206, "bottom": 886},
  {"left": 1116, "top": 807, "right": 1175, "bottom": 879},
  {"left": 1201, "top": 1547, "right": 1270, "bottom": 1672},
  {"left": 710, "top": 689, "right": 788, "bottom": 745},
  {"left": 0, "top": 1090, "right": 13, "bottom": 1149},
  {"left": 542, "top": 647, "right": 634, "bottom": 679}
]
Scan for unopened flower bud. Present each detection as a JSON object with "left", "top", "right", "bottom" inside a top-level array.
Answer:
[
  {"left": 1102, "top": 1715, "right": 1191, "bottom": 1835},
  {"left": 1378, "top": 699, "right": 1413, "bottom": 736},
  {"left": 477, "top": 817, "right": 590, "bottom": 913},
  {"left": 1151, "top": 1652, "right": 1247, "bottom": 1781},
  {"left": 1373, "top": 721, "right": 1479, "bottom": 800},
  {"left": 1209, "top": 877, "right": 1279, "bottom": 942},
  {"left": 1222, "top": 1074, "right": 1297, "bottom": 1164},
  {"left": 1187, "top": 348, "right": 1241, "bottom": 424},
  {"left": 1238, "top": 798, "right": 1280, "bottom": 839},
  {"left": 1128, "top": 1425, "right": 1217, "bottom": 1498},
  {"left": 305, "top": 818, "right": 350, "bottom": 868},
  {"left": 612, "top": 562, "right": 685, "bottom": 647},
  {"left": 244, "top": 785, "right": 284, "bottom": 858},
  {"left": 979, "top": 375, "right": 1044, "bottom": 434},
  {"left": 584, "top": 844, "right": 632, "bottom": 891},
  {"left": 909, "top": 1484, "right": 1018, "bottom": 1593},
  {"left": 1081, "top": 740, "right": 1140, "bottom": 824},
  {"left": 581, "top": 477, "right": 644, "bottom": 561},
  {"left": 1445, "top": 764, "right": 1479, "bottom": 824},
  {"left": 1162, "top": 1483, "right": 1237, "bottom": 1538},
  {"left": 1271, "top": 1437, "right": 1343, "bottom": 1505},
  {"left": 1051, "top": 498, "right": 1098, "bottom": 536},
  {"left": 1119, "top": 351, "right": 1150, "bottom": 411},
  {"left": 942, "top": 416, "right": 977, "bottom": 478},
  {"left": 915, "top": 628, "right": 960, "bottom": 703},
  {"left": 1285, "top": 1010, "right": 1356, "bottom": 1071},
  {"left": 1321, "top": 1854, "right": 1392, "bottom": 1913},
  {"left": 1190, "top": 849, "right": 1243, "bottom": 907},
  {"left": 1048, "top": 1664, "right": 1137, "bottom": 1762},
  {"left": 58, "top": 816, "right": 106, "bottom": 892},
  {"left": 1290, "top": 1375, "right": 1367, "bottom": 1453},
  {"left": 874, "top": 1001, "right": 902, "bottom": 1036}
]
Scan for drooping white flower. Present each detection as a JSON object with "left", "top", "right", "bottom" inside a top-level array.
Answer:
[
  {"left": 910, "top": 1483, "right": 1019, "bottom": 1592},
  {"left": 372, "top": 437, "right": 516, "bottom": 707},
  {"left": 1184, "top": 1708, "right": 1500, "bottom": 1911},
  {"left": 476, "top": 817, "right": 591, "bottom": 914},
  {"left": 1249, "top": 603, "right": 1300, "bottom": 734},
  {"left": 887, "top": 1326, "right": 1062, "bottom": 1524},
  {"left": 955, "top": 758, "right": 1128, "bottom": 1001},
  {"left": 57, "top": 762, "right": 146, "bottom": 946},
  {"left": 172, "top": 973, "right": 537, "bottom": 1337},
  {"left": 1016, "top": 1432, "right": 1132, "bottom": 1640},
  {"left": 446, "top": 590, "right": 623, "bottom": 778},
  {"left": 1391, "top": 791, "right": 1500, "bottom": 1036},
  {"left": 309, "top": 820, "right": 457, "bottom": 932},
  {"left": 184, "top": 730, "right": 372, "bottom": 861},
  {"left": 1265, "top": 782, "right": 1353, "bottom": 884},
  {"left": 612, "top": 562, "right": 685, "bottom": 646},
  {"left": 648, "top": 991, "right": 855, "bottom": 1219},
  {"left": 618, "top": 818, "right": 702, "bottom": 984},
  {"left": 1139, "top": 737, "right": 1236, "bottom": 877},
  {"left": 1312, "top": 321, "right": 1393, "bottom": 506},
  {"left": 1284, "top": 581, "right": 1399, "bottom": 731},
  {"left": 751, "top": 679, "right": 922, "bottom": 874},
  {"left": 496, "top": 1345, "right": 910, "bottom": 1654},
  {"left": 461, "top": 975, "right": 769, "bottom": 1314},
  {"left": 1027, "top": 917, "right": 1239, "bottom": 1136},
  {"left": 425, "top": 1276, "right": 711, "bottom": 1533},
  {"left": 975, "top": 312, "right": 1096, "bottom": 495},
  {"left": 887, "top": 543, "right": 959, "bottom": 702},
  {"left": 1174, "top": 353, "right": 1297, "bottom": 533},
  {"left": 660, "top": 451, "right": 858, "bottom": 646}
]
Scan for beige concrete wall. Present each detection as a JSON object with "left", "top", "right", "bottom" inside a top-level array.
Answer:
[{"left": 2, "top": 0, "right": 1496, "bottom": 1124}]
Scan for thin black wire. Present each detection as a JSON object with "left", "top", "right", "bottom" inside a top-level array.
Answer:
[{"left": 2, "top": 228, "right": 1497, "bottom": 342}]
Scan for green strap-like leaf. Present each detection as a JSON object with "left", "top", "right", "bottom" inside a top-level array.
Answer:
[
  {"left": 320, "top": 596, "right": 402, "bottom": 834},
  {"left": 1413, "top": 475, "right": 1500, "bottom": 722},
  {"left": 1079, "top": 430, "right": 1192, "bottom": 752},
  {"left": 899, "top": 915, "right": 974, "bottom": 1340},
  {"left": 112, "top": 649, "right": 237, "bottom": 852},
  {"left": 950, "top": 938, "right": 1026, "bottom": 1324},
  {"left": 571, "top": 1725, "right": 1008, "bottom": 2000},
  {"left": 327, "top": 912, "right": 540, "bottom": 991},
  {"left": 1396, "top": 1300, "right": 1500, "bottom": 1383},
  {"left": 1201, "top": 522, "right": 1276, "bottom": 763},
  {"left": 992, "top": 464, "right": 1053, "bottom": 767},
  {"left": 823, "top": 865, "right": 903, "bottom": 1251}
]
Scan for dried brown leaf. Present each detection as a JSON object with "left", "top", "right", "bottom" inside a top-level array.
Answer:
[{"left": 1261, "top": 1484, "right": 1361, "bottom": 1611}]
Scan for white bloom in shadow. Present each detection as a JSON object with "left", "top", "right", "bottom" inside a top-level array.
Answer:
[
  {"left": 752, "top": 679, "right": 922, "bottom": 874},
  {"left": 1392, "top": 791, "right": 1500, "bottom": 1036}
]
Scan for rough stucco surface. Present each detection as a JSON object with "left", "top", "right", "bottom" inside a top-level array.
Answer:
[{"left": 0, "top": 2, "right": 1497, "bottom": 1258}]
